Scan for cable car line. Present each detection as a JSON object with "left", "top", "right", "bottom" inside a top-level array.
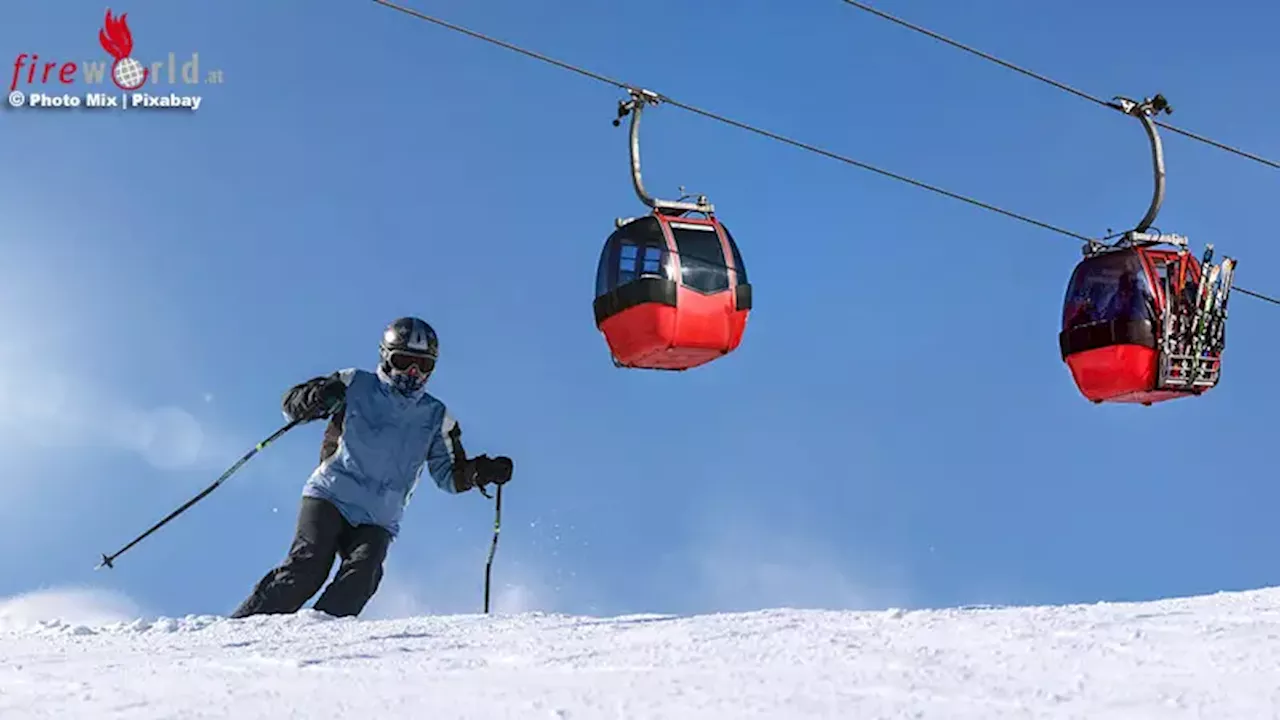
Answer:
[
  {"left": 370, "top": 0, "right": 1277, "bottom": 307},
  {"left": 1228, "top": 284, "right": 1280, "bottom": 303},
  {"left": 837, "top": 0, "right": 1280, "bottom": 172},
  {"left": 372, "top": 0, "right": 1092, "bottom": 244}
]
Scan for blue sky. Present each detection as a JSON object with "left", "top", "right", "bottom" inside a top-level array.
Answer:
[{"left": 1, "top": 0, "right": 1278, "bottom": 623}]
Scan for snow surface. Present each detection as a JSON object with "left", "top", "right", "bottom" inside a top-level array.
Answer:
[{"left": 3, "top": 587, "right": 1280, "bottom": 719}]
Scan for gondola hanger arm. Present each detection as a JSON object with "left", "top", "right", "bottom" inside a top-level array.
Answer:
[
  {"left": 614, "top": 87, "right": 714, "bottom": 215},
  {"left": 1108, "top": 93, "right": 1182, "bottom": 247}
]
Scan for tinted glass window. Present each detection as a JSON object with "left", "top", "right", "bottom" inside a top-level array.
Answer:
[
  {"left": 1172, "top": 257, "right": 1198, "bottom": 313},
  {"left": 1156, "top": 256, "right": 1200, "bottom": 315},
  {"left": 1062, "top": 251, "right": 1155, "bottom": 330},
  {"left": 1181, "top": 267, "right": 1200, "bottom": 313},
  {"left": 595, "top": 217, "right": 668, "bottom": 296},
  {"left": 721, "top": 223, "right": 748, "bottom": 285},
  {"left": 671, "top": 222, "right": 729, "bottom": 294},
  {"left": 594, "top": 236, "right": 615, "bottom": 298},
  {"left": 619, "top": 243, "right": 639, "bottom": 286}
]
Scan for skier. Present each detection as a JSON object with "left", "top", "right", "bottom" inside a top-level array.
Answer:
[{"left": 229, "top": 316, "right": 513, "bottom": 619}]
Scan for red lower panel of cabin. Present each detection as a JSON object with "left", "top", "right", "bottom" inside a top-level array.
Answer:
[
  {"left": 598, "top": 289, "right": 748, "bottom": 370},
  {"left": 1064, "top": 344, "right": 1196, "bottom": 405}
]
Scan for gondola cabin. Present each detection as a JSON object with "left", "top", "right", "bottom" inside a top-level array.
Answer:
[
  {"left": 593, "top": 211, "right": 751, "bottom": 370},
  {"left": 1058, "top": 245, "right": 1223, "bottom": 405}
]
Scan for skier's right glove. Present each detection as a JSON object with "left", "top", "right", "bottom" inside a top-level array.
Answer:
[{"left": 282, "top": 374, "right": 346, "bottom": 422}]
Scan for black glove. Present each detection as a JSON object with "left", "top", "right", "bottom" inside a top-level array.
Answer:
[
  {"left": 283, "top": 375, "right": 346, "bottom": 422},
  {"left": 478, "top": 455, "right": 513, "bottom": 486},
  {"left": 457, "top": 454, "right": 513, "bottom": 492}
]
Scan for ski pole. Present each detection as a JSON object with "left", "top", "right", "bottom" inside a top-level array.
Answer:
[
  {"left": 482, "top": 483, "right": 503, "bottom": 614},
  {"left": 95, "top": 416, "right": 304, "bottom": 570}
]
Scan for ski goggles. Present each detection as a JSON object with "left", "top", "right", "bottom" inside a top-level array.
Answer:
[{"left": 388, "top": 351, "right": 436, "bottom": 376}]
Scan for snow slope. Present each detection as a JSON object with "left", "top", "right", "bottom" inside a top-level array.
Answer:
[{"left": 3, "top": 587, "right": 1280, "bottom": 719}]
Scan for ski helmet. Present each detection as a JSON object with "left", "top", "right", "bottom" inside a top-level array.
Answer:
[{"left": 379, "top": 316, "right": 438, "bottom": 393}]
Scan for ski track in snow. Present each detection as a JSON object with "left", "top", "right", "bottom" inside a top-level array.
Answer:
[{"left": 3, "top": 588, "right": 1280, "bottom": 719}]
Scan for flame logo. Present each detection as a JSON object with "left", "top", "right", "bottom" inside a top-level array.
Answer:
[
  {"left": 98, "top": 9, "right": 148, "bottom": 91},
  {"left": 98, "top": 9, "right": 134, "bottom": 59}
]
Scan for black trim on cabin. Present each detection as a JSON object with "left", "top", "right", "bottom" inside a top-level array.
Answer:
[
  {"left": 735, "top": 282, "right": 753, "bottom": 311},
  {"left": 1059, "top": 318, "right": 1156, "bottom": 360},
  {"left": 594, "top": 277, "right": 679, "bottom": 326}
]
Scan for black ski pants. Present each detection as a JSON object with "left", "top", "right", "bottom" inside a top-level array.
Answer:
[{"left": 230, "top": 496, "right": 391, "bottom": 619}]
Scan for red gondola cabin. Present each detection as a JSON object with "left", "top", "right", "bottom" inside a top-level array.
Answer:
[
  {"left": 593, "top": 211, "right": 751, "bottom": 370},
  {"left": 1058, "top": 92, "right": 1238, "bottom": 406},
  {"left": 1059, "top": 246, "right": 1222, "bottom": 405}
]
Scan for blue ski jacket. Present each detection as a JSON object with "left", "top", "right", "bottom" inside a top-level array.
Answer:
[{"left": 287, "top": 367, "right": 466, "bottom": 537}]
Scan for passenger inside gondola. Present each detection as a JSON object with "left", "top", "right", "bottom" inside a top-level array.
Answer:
[
  {"left": 1103, "top": 270, "right": 1145, "bottom": 320},
  {"left": 1062, "top": 252, "right": 1156, "bottom": 332}
]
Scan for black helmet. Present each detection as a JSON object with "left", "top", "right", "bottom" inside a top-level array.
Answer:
[{"left": 379, "top": 316, "right": 438, "bottom": 393}]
